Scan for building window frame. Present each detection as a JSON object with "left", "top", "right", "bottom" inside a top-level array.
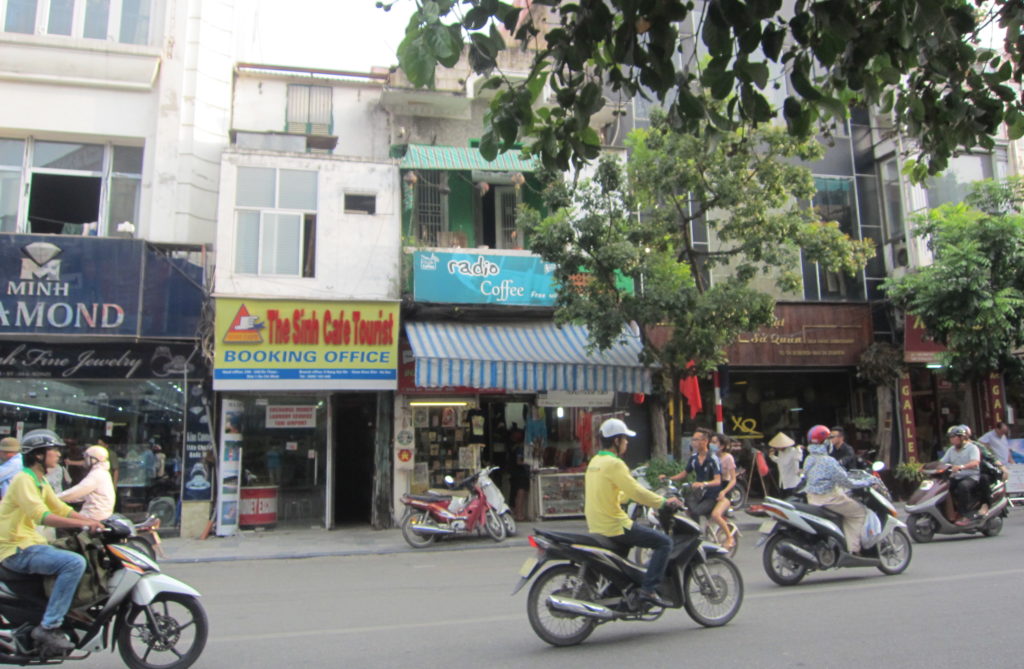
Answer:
[
  {"left": 1, "top": 0, "right": 153, "bottom": 45},
  {"left": 285, "top": 84, "right": 333, "bottom": 136},
  {"left": 234, "top": 166, "right": 318, "bottom": 278},
  {"left": 413, "top": 171, "right": 448, "bottom": 246}
]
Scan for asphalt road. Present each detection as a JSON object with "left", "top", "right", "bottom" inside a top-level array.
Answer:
[{"left": 76, "top": 512, "right": 1024, "bottom": 668}]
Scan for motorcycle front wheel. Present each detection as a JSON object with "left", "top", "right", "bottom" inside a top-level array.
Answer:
[
  {"left": 500, "top": 511, "right": 517, "bottom": 537},
  {"left": 876, "top": 528, "right": 912, "bottom": 575},
  {"left": 762, "top": 534, "right": 808, "bottom": 586},
  {"left": 401, "top": 511, "right": 438, "bottom": 548},
  {"left": 526, "top": 564, "right": 597, "bottom": 647},
  {"left": 118, "top": 593, "right": 208, "bottom": 669},
  {"left": 982, "top": 514, "right": 1003, "bottom": 537},
  {"left": 683, "top": 556, "right": 743, "bottom": 627},
  {"left": 484, "top": 508, "right": 507, "bottom": 541}
]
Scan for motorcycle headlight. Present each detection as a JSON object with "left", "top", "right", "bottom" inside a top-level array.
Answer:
[{"left": 919, "top": 480, "right": 934, "bottom": 491}]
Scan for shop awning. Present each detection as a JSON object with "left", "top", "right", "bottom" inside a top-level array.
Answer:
[
  {"left": 405, "top": 321, "right": 651, "bottom": 393},
  {"left": 399, "top": 144, "right": 538, "bottom": 172}
]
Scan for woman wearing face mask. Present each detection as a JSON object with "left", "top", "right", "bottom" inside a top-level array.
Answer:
[{"left": 709, "top": 433, "right": 737, "bottom": 550}]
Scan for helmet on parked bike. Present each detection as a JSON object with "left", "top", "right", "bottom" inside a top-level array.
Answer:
[
  {"left": 947, "top": 424, "right": 970, "bottom": 438},
  {"left": 806, "top": 425, "right": 830, "bottom": 444},
  {"left": 599, "top": 418, "right": 636, "bottom": 439}
]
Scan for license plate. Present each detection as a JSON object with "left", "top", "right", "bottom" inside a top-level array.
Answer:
[
  {"left": 759, "top": 519, "right": 777, "bottom": 533},
  {"left": 518, "top": 556, "right": 538, "bottom": 577}
]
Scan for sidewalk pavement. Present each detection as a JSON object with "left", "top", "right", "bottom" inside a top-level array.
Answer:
[{"left": 158, "top": 513, "right": 768, "bottom": 564}]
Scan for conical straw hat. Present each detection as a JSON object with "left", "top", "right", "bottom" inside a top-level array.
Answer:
[{"left": 768, "top": 432, "right": 795, "bottom": 449}]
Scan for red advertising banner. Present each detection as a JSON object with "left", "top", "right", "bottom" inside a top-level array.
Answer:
[
  {"left": 903, "top": 314, "right": 946, "bottom": 364},
  {"left": 983, "top": 371, "right": 1005, "bottom": 430},
  {"left": 898, "top": 371, "right": 919, "bottom": 461}
]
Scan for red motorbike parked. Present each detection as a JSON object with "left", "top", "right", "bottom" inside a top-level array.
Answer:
[{"left": 400, "top": 469, "right": 507, "bottom": 548}]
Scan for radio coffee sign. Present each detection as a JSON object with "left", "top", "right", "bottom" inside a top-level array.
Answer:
[
  {"left": 0, "top": 237, "right": 141, "bottom": 336},
  {"left": 412, "top": 250, "right": 558, "bottom": 306}
]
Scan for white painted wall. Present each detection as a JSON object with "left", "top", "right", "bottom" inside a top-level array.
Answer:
[
  {"left": 0, "top": 0, "right": 236, "bottom": 246},
  {"left": 214, "top": 150, "right": 401, "bottom": 301}
]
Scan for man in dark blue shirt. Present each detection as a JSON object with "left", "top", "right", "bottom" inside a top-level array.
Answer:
[{"left": 664, "top": 427, "right": 721, "bottom": 520}]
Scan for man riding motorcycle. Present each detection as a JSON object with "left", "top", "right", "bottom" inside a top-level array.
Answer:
[
  {"left": 585, "top": 418, "right": 683, "bottom": 608},
  {"left": 939, "top": 424, "right": 982, "bottom": 525},
  {"left": 0, "top": 429, "right": 103, "bottom": 654}
]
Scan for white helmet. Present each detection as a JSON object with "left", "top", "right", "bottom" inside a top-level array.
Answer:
[
  {"left": 599, "top": 418, "right": 636, "bottom": 439},
  {"left": 84, "top": 445, "right": 109, "bottom": 463}
]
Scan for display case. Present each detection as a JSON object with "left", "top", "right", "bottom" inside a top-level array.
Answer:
[{"left": 536, "top": 472, "right": 585, "bottom": 518}]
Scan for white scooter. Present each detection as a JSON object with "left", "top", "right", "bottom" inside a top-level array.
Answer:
[{"left": 479, "top": 466, "right": 516, "bottom": 536}]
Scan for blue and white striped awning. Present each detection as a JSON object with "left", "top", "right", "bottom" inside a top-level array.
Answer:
[{"left": 406, "top": 321, "right": 651, "bottom": 393}]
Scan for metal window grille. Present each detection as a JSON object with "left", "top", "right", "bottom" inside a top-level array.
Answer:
[
  {"left": 415, "top": 172, "right": 446, "bottom": 246},
  {"left": 286, "top": 85, "right": 333, "bottom": 135},
  {"left": 497, "top": 187, "right": 518, "bottom": 248}
]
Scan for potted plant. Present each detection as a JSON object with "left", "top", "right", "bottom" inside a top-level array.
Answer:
[{"left": 892, "top": 460, "right": 927, "bottom": 499}]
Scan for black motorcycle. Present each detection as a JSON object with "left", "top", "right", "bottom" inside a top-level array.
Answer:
[
  {"left": 513, "top": 505, "right": 743, "bottom": 646},
  {"left": 0, "top": 517, "right": 207, "bottom": 668}
]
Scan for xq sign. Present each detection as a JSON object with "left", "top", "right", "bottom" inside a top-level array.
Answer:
[{"left": 413, "top": 250, "right": 557, "bottom": 306}]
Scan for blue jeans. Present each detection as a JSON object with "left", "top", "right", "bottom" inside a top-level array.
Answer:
[
  {"left": 3, "top": 545, "right": 86, "bottom": 629},
  {"left": 611, "top": 523, "right": 673, "bottom": 591}
]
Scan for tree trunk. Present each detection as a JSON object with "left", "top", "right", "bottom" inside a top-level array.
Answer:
[{"left": 649, "top": 394, "right": 668, "bottom": 460}]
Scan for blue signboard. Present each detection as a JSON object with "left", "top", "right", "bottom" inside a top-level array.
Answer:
[
  {"left": 0, "top": 234, "right": 204, "bottom": 338},
  {"left": 412, "top": 250, "right": 557, "bottom": 306}
]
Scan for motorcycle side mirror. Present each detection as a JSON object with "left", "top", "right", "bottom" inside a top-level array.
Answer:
[
  {"left": 443, "top": 475, "right": 455, "bottom": 487},
  {"left": 872, "top": 461, "right": 885, "bottom": 472}
]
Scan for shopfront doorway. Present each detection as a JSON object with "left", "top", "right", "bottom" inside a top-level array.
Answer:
[{"left": 332, "top": 394, "right": 376, "bottom": 524}]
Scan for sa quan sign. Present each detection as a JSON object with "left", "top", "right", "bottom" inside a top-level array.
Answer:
[
  {"left": 725, "top": 303, "right": 872, "bottom": 367},
  {"left": 214, "top": 299, "right": 399, "bottom": 391}
]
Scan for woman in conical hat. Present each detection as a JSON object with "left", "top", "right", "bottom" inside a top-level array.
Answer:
[{"left": 767, "top": 432, "right": 802, "bottom": 496}]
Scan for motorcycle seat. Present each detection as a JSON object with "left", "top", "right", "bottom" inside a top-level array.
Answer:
[
  {"left": 0, "top": 563, "right": 40, "bottom": 582},
  {"left": 535, "top": 528, "right": 626, "bottom": 554},
  {"left": 790, "top": 501, "right": 846, "bottom": 525},
  {"left": 404, "top": 493, "right": 451, "bottom": 503}
]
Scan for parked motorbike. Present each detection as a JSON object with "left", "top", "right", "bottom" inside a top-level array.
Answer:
[
  {"left": 114, "top": 513, "right": 165, "bottom": 561},
  {"left": 400, "top": 467, "right": 507, "bottom": 548},
  {"left": 904, "top": 463, "right": 1010, "bottom": 542},
  {"left": 0, "top": 517, "right": 207, "bottom": 668},
  {"left": 752, "top": 463, "right": 912, "bottom": 585},
  {"left": 478, "top": 467, "right": 516, "bottom": 536},
  {"left": 513, "top": 503, "right": 743, "bottom": 646}
]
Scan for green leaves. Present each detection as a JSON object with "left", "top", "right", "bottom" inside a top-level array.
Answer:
[{"left": 393, "top": 0, "right": 1024, "bottom": 179}]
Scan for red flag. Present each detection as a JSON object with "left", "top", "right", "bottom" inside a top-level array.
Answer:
[{"left": 679, "top": 361, "right": 702, "bottom": 419}]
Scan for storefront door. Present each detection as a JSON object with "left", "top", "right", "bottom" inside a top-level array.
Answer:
[{"left": 332, "top": 394, "right": 376, "bottom": 524}]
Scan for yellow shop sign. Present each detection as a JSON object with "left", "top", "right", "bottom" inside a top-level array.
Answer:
[{"left": 214, "top": 299, "right": 399, "bottom": 391}]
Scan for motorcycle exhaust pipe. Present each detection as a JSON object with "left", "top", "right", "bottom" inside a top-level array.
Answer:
[
  {"left": 410, "top": 525, "right": 455, "bottom": 536},
  {"left": 546, "top": 595, "right": 616, "bottom": 620},
  {"left": 776, "top": 542, "right": 820, "bottom": 569}
]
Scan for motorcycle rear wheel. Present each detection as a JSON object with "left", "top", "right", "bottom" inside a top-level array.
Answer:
[
  {"left": 401, "top": 511, "right": 438, "bottom": 548},
  {"left": 762, "top": 534, "right": 808, "bottom": 586},
  {"left": 875, "top": 528, "right": 912, "bottom": 575},
  {"left": 526, "top": 565, "right": 597, "bottom": 647},
  {"left": 982, "top": 514, "right": 1003, "bottom": 537},
  {"left": 118, "top": 592, "right": 208, "bottom": 669},
  {"left": 906, "top": 513, "right": 936, "bottom": 543},
  {"left": 484, "top": 508, "right": 507, "bottom": 542},
  {"left": 683, "top": 556, "right": 743, "bottom": 627},
  {"left": 727, "top": 483, "right": 747, "bottom": 511}
]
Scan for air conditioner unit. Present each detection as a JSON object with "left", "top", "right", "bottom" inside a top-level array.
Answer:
[{"left": 891, "top": 240, "right": 909, "bottom": 268}]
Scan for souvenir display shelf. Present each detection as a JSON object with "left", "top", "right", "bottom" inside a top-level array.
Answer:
[{"left": 536, "top": 471, "right": 585, "bottom": 518}]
